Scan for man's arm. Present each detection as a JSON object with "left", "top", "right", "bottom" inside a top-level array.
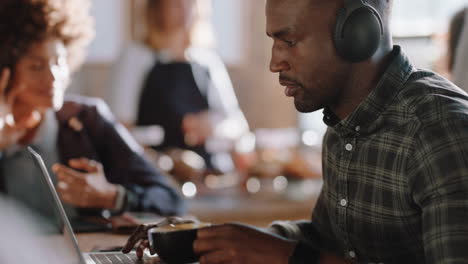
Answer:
[
  {"left": 268, "top": 192, "right": 350, "bottom": 264},
  {"left": 410, "top": 115, "right": 468, "bottom": 263},
  {"left": 269, "top": 220, "right": 350, "bottom": 264}
]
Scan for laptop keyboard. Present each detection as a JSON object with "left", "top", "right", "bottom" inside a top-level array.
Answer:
[{"left": 90, "top": 253, "right": 142, "bottom": 264}]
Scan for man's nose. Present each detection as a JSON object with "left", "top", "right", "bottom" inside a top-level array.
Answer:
[{"left": 269, "top": 49, "right": 290, "bottom": 73}]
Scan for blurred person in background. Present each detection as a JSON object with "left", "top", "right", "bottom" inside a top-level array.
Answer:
[
  {"left": 106, "top": 0, "right": 249, "bottom": 172},
  {"left": 446, "top": 7, "right": 466, "bottom": 78},
  {"left": 450, "top": 7, "right": 468, "bottom": 92},
  {"left": 0, "top": 0, "right": 184, "bottom": 226}
]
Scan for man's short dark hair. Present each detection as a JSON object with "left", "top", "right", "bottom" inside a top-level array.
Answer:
[{"left": 368, "top": 0, "right": 392, "bottom": 21}]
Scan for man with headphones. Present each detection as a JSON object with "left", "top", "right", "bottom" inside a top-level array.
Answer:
[{"left": 123, "top": 0, "right": 468, "bottom": 263}]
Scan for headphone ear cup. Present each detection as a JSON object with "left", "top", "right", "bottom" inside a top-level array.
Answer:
[{"left": 335, "top": 7, "right": 382, "bottom": 62}]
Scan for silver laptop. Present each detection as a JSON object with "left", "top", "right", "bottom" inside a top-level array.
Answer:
[{"left": 27, "top": 146, "right": 150, "bottom": 264}]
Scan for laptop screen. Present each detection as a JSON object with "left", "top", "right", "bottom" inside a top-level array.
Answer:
[{"left": 28, "top": 147, "right": 86, "bottom": 264}]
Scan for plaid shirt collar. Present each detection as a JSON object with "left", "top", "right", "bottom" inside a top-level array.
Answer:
[{"left": 323, "top": 46, "right": 414, "bottom": 137}]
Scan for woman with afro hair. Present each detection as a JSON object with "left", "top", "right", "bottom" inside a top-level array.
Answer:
[{"left": 0, "top": 0, "right": 185, "bottom": 227}]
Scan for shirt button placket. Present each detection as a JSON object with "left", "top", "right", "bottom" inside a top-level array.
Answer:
[{"left": 339, "top": 136, "right": 354, "bottom": 254}]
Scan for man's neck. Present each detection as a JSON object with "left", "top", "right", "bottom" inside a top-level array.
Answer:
[{"left": 331, "top": 45, "right": 394, "bottom": 120}]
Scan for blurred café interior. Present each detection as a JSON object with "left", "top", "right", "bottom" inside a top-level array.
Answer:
[
  {"left": 61, "top": 0, "right": 468, "bottom": 228},
  {"left": 2, "top": 0, "right": 468, "bottom": 248}
]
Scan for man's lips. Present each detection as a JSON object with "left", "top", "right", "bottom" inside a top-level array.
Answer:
[{"left": 279, "top": 81, "right": 300, "bottom": 97}]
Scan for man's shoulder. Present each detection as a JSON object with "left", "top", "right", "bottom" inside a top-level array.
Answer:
[
  {"left": 388, "top": 70, "right": 468, "bottom": 165},
  {"left": 396, "top": 69, "right": 468, "bottom": 125}
]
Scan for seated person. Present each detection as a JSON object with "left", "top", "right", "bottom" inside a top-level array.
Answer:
[
  {"left": 446, "top": 7, "right": 466, "bottom": 77},
  {"left": 449, "top": 7, "right": 468, "bottom": 92},
  {"left": 124, "top": 0, "right": 468, "bottom": 263},
  {"left": 106, "top": 0, "right": 249, "bottom": 171},
  {"left": 0, "top": 0, "right": 185, "bottom": 225}
]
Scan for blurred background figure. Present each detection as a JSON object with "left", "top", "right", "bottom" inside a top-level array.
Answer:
[
  {"left": 0, "top": 0, "right": 184, "bottom": 228},
  {"left": 450, "top": 7, "right": 468, "bottom": 92},
  {"left": 447, "top": 7, "right": 466, "bottom": 76},
  {"left": 106, "top": 0, "right": 249, "bottom": 174}
]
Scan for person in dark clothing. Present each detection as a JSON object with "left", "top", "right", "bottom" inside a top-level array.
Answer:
[
  {"left": 447, "top": 7, "right": 468, "bottom": 92},
  {"left": 137, "top": 61, "right": 213, "bottom": 167},
  {"left": 107, "top": 0, "right": 249, "bottom": 170},
  {"left": 0, "top": 0, "right": 185, "bottom": 221},
  {"left": 447, "top": 7, "right": 467, "bottom": 75}
]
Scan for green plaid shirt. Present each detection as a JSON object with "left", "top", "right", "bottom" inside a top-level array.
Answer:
[{"left": 280, "top": 46, "right": 468, "bottom": 264}]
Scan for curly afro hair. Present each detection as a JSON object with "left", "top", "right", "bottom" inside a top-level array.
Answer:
[{"left": 0, "top": 0, "right": 95, "bottom": 72}]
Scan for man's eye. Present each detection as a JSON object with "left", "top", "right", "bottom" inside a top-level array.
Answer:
[{"left": 284, "top": 40, "right": 296, "bottom": 47}]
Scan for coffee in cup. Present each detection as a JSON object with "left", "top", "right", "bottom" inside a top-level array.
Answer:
[{"left": 148, "top": 222, "right": 211, "bottom": 264}]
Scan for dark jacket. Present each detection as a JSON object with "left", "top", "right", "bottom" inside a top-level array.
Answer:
[{"left": 55, "top": 95, "right": 185, "bottom": 216}]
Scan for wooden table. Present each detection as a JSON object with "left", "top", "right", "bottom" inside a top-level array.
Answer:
[
  {"left": 187, "top": 191, "right": 317, "bottom": 227},
  {"left": 187, "top": 179, "right": 321, "bottom": 227},
  {"left": 77, "top": 181, "right": 320, "bottom": 251}
]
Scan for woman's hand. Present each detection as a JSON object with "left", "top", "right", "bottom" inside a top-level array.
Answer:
[
  {"left": 0, "top": 68, "right": 39, "bottom": 149},
  {"left": 52, "top": 158, "right": 118, "bottom": 209}
]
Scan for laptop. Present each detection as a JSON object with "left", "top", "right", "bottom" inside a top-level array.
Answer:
[{"left": 27, "top": 146, "right": 151, "bottom": 264}]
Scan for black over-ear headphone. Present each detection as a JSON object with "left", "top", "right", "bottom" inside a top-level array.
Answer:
[{"left": 334, "top": 0, "right": 384, "bottom": 62}]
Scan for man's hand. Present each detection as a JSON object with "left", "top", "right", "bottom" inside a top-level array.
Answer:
[
  {"left": 52, "top": 158, "right": 118, "bottom": 209},
  {"left": 194, "top": 223, "right": 297, "bottom": 264},
  {"left": 122, "top": 217, "right": 198, "bottom": 259}
]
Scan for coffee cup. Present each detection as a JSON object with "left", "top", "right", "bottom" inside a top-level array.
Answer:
[{"left": 148, "top": 222, "right": 211, "bottom": 264}]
